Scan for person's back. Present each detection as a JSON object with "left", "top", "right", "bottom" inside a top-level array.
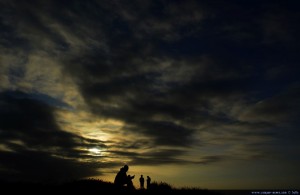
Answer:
[
  {"left": 114, "top": 167, "right": 124, "bottom": 187},
  {"left": 114, "top": 165, "right": 129, "bottom": 187}
]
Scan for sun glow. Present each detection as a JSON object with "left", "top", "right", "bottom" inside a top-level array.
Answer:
[
  {"left": 55, "top": 110, "right": 123, "bottom": 142},
  {"left": 88, "top": 147, "right": 101, "bottom": 155}
]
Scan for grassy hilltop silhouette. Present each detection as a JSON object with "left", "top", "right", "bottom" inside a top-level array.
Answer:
[{"left": 0, "top": 178, "right": 224, "bottom": 195}]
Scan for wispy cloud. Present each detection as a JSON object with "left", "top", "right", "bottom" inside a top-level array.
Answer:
[{"left": 0, "top": 0, "right": 299, "bottom": 187}]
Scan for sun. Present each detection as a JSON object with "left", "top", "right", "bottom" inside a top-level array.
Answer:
[{"left": 88, "top": 147, "right": 101, "bottom": 155}]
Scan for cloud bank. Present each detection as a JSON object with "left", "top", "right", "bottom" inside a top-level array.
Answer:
[{"left": 0, "top": 0, "right": 299, "bottom": 184}]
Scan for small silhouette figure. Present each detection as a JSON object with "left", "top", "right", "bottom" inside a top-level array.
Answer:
[
  {"left": 139, "top": 175, "right": 144, "bottom": 189},
  {"left": 146, "top": 176, "right": 151, "bottom": 189},
  {"left": 114, "top": 165, "right": 129, "bottom": 188},
  {"left": 127, "top": 174, "right": 135, "bottom": 190}
]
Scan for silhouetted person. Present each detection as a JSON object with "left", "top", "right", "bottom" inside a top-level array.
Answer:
[
  {"left": 139, "top": 175, "right": 144, "bottom": 189},
  {"left": 146, "top": 176, "right": 151, "bottom": 189},
  {"left": 114, "top": 165, "right": 129, "bottom": 188},
  {"left": 127, "top": 174, "right": 135, "bottom": 190}
]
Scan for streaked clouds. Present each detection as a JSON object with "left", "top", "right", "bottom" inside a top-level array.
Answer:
[{"left": 0, "top": 0, "right": 299, "bottom": 189}]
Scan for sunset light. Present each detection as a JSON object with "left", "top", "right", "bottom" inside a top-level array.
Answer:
[{"left": 0, "top": 0, "right": 299, "bottom": 192}]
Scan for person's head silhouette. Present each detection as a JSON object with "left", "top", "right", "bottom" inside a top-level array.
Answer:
[{"left": 123, "top": 164, "right": 129, "bottom": 172}]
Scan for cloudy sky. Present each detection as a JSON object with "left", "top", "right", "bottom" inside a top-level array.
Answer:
[{"left": 0, "top": 0, "right": 299, "bottom": 190}]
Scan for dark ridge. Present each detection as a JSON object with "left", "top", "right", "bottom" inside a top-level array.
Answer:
[{"left": 0, "top": 178, "right": 224, "bottom": 195}]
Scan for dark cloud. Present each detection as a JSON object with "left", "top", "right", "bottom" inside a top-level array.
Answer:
[
  {"left": 125, "top": 148, "right": 188, "bottom": 165},
  {"left": 57, "top": 0, "right": 299, "bottom": 149},
  {"left": 127, "top": 121, "right": 195, "bottom": 146},
  {"left": 0, "top": 90, "right": 106, "bottom": 181},
  {"left": 129, "top": 149, "right": 225, "bottom": 166},
  {"left": 240, "top": 86, "right": 300, "bottom": 123},
  {"left": 1, "top": 0, "right": 300, "bottom": 186},
  {"left": 0, "top": 150, "right": 96, "bottom": 182}
]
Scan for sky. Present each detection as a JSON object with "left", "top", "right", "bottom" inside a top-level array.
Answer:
[{"left": 0, "top": 0, "right": 300, "bottom": 190}]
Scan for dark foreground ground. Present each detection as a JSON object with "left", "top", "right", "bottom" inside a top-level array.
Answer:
[{"left": 0, "top": 179, "right": 296, "bottom": 195}]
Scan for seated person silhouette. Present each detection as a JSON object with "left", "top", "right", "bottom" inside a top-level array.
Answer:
[
  {"left": 127, "top": 174, "right": 135, "bottom": 190},
  {"left": 114, "top": 164, "right": 136, "bottom": 190},
  {"left": 114, "top": 165, "right": 129, "bottom": 188}
]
